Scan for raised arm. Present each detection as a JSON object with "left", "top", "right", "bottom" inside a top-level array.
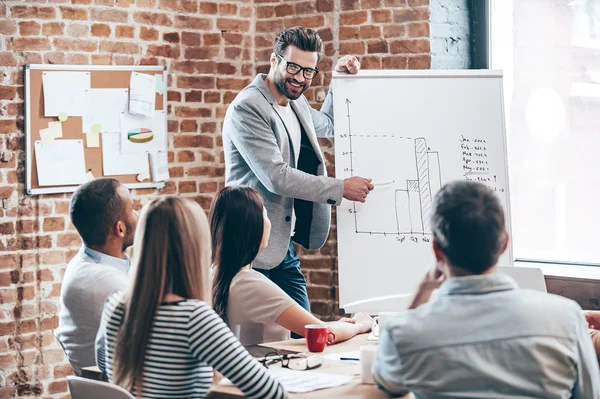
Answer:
[
  {"left": 227, "top": 100, "right": 343, "bottom": 205},
  {"left": 188, "top": 303, "right": 287, "bottom": 399}
]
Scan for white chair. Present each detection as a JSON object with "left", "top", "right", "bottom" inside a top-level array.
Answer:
[{"left": 67, "top": 376, "right": 135, "bottom": 399}]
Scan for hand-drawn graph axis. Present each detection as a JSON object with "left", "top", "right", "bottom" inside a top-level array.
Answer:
[{"left": 345, "top": 98, "right": 441, "bottom": 236}]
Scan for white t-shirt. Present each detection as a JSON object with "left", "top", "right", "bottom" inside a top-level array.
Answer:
[
  {"left": 227, "top": 268, "right": 296, "bottom": 346},
  {"left": 275, "top": 102, "right": 302, "bottom": 234}
]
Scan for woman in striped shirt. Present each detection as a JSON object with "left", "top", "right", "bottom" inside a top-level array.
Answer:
[{"left": 95, "top": 196, "right": 287, "bottom": 399}]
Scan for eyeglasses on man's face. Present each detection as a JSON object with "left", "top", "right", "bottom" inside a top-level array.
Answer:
[
  {"left": 258, "top": 351, "right": 323, "bottom": 371},
  {"left": 276, "top": 54, "right": 319, "bottom": 80}
]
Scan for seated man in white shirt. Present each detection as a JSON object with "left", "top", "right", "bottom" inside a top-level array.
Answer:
[
  {"left": 372, "top": 181, "right": 600, "bottom": 399},
  {"left": 55, "top": 178, "right": 138, "bottom": 375}
]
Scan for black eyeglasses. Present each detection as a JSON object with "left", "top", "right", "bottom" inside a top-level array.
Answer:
[
  {"left": 276, "top": 54, "right": 319, "bottom": 80},
  {"left": 258, "top": 351, "right": 323, "bottom": 371}
]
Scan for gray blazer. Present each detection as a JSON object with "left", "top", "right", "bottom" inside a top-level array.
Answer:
[{"left": 223, "top": 74, "right": 344, "bottom": 270}]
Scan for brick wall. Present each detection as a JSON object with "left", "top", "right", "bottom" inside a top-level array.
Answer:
[
  {"left": 0, "top": 0, "right": 458, "bottom": 397},
  {"left": 430, "top": 0, "right": 470, "bottom": 68},
  {"left": 0, "top": 1, "right": 253, "bottom": 398}
]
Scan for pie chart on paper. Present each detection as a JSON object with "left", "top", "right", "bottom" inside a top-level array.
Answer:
[{"left": 127, "top": 128, "right": 154, "bottom": 144}]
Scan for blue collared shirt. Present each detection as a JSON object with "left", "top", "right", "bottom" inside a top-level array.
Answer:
[
  {"left": 372, "top": 273, "right": 600, "bottom": 399},
  {"left": 83, "top": 246, "right": 131, "bottom": 275}
]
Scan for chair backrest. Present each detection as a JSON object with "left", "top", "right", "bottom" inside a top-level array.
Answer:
[{"left": 67, "top": 376, "right": 135, "bottom": 399}]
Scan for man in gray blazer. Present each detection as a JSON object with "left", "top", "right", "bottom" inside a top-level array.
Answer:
[{"left": 223, "top": 27, "right": 373, "bottom": 313}]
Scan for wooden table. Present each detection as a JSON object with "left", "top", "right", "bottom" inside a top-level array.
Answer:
[{"left": 81, "top": 334, "right": 412, "bottom": 399}]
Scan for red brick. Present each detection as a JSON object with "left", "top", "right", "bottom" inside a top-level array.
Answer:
[
  {"left": 90, "top": 7, "right": 128, "bottom": 22},
  {"left": 66, "top": 53, "right": 89, "bottom": 64},
  {"left": 216, "top": 18, "right": 250, "bottom": 31},
  {"left": 53, "top": 364, "right": 73, "bottom": 379},
  {"left": 384, "top": 25, "right": 406, "bottom": 38},
  {"left": 257, "top": 5, "right": 274, "bottom": 19},
  {"left": 179, "top": 120, "right": 198, "bottom": 132},
  {"left": 367, "top": 40, "right": 388, "bottom": 54},
  {"left": 147, "top": 45, "right": 180, "bottom": 58},
  {"left": 339, "top": 41, "right": 366, "bottom": 55},
  {"left": 140, "top": 26, "right": 158, "bottom": 41},
  {"left": 339, "top": 27, "right": 359, "bottom": 41},
  {"left": 362, "top": 0, "right": 382, "bottom": 8},
  {"left": 340, "top": 11, "right": 368, "bottom": 25},
  {"left": 57, "top": 233, "right": 81, "bottom": 248},
  {"left": 0, "top": 186, "right": 15, "bottom": 199},
  {"left": 42, "top": 22, "right": 64, "bottom": 36},
  {"left": 275, "top": 4, "right": 294, "bottom": 16},
  {"left": 175, "top": 107, "right": 211, "bottom": 118},
  {"left": 316, "top": 0, "right": 334, "bottom": 12},
  {"left": 186, "top": 46, "right": 219, "bottom": 60},
  {"left": 41, "top": 251, "right": 65, "bottom": 265},
  {"left": 167, "top": 90, "right": 181, "bottom": 102},
  {"left": 173, "top": 134, "right": 212, "bottom": 148},
  {"left": 11, "top": 5, "right": 56, "bottom": 19},
  {"left": 184, "top": 90, "right": 202, "bottom": 102},
  {"left": 115, "top": 55, "right": 135, "bottom": 65},
  {"left": 216, "top": 78, "right": 248, "bottom": 90},
  {"left": 159, "top": 0, "right": 178, "bottom": 10},
  {"left": 0, "top": 222, "right": 14, "bottom": 235},
  {"left": 217, "top": 62, "right": 237, "bottom": 75},
  {"left": 408, "top": 0, "right": 428, "bottom": 5},
  {"left": 100, "top": 41, "right": 140, "bottom": 54},
  {"left": 204, "top": 33, "right": 221, "bottom": 46},
  {"left": 408, "top": 55, "right": 431, "bottom": 69},
  {"left": 360, "top": 25, "right": 382, "bottom": 39},
  {"left": 182, "top": 32, "right": 200, "bottom": 46},
  {"left": 308, "top": 286, "right": 332, "bottom": 300},
  {"left": 341, "top": 0, "right": 359, "bottom": 10},
  {"left": 43, "top": 217, "right": 65, "bottom": 232},
  {"left": 53, "top": 38, "right": 98, "bottom": 52},
  {"left": 225, "top": 47, "right": 243, "bottom": 59},
  {"left": 159, "top": 181, "right": 177, "bottom": 195},
  {"left": 67, "top": 23, "right": 90, "bottom": 37},
  {"left": 175, "top": 16, "right": 212, "bottom": 29},
  {"left": 9, "top": 38, "right": 51, "bottom": 51},
  {"left": 169, "top": 166, "right": 184, "bottom": 177},
  {"left": 116, "top": 25, "right": 134, "bottom": 38},
  {"left": 390, "top": 39, "right": 430, "bottom": 54},
  {"left": 0, "top": 53, "right": 17, "bottom": 67},
  {"left": 383, "top": 56, "right": 408, "bottom": 69},
  {"left": 163, "top": 32, "right": 179, "bottom": 43},
  {"left": 285, "top": 15, "right": 325, "bottom": 29},
  {"left": 204, "top": 91, "right": 220, "bottom": 103},
  {"left": 200, "top": 2, "right": 218, "bottom": 14},
  {"left": 178, "top": 181, "right": 197, "bottom": 194},
  {"left": 361, "top": 55, "right": 382, "bottom": 69},
  {"left": 256, "top": 19, "right": 285, "bottom": 34},
  {"left": 372, "top": 9, "right": 392, "bottom": 23},
  {"left": 134, "top": 11, "right": 173, "bottom": 26},
  {"left": 60, "top": 6, "right": 88, "bottom": 20},
  {"left": 19, "top": 21, "right": 41, "bottom": 36},
  {"left": 0, "top": 87, "right": 17, "bottom": 101},
  {"left": 91, "top": 23, "right": 111, "bottom": 37},
  {"left": 117, "top": 0, "right": 135, "bottom": 5},
  {"left": 394, "top": 7, "right": 430, "bottom": 23},
  {"left": 17, "top": 220, "right": 39, "bottom": 234},
  {"left": 180, "top": 0, "right": 197, "bottom": 12},
  {"left": 408, "top": 22, "right": 430, "bottom": 38},
  {"left": 385, "top": 0, "right": 407, "bottom": 5},
  {"left": 177, "top": 76, "right": 215, "bottom": 89},
  {"left": 92, "top": 54, "right": 112, "bottom": 64},
  {"left": 48, "top": 380, "right": 68, "bottom": 394},
  {"left": 177, "top": 150, "right": 195, "bottom": 162},
  {"left": 136, "top": 0, "right": 156, "bottom": 6},
  {"left": 295, "top": 1, "right": 316, "bottom": 14}
]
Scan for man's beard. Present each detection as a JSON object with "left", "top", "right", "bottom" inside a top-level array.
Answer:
[
  {"left": 122, "top": 220, "right": 135, "bottom": 251},
  {"left": 274, "top": 71, "right": 308, "bottom": 100}
]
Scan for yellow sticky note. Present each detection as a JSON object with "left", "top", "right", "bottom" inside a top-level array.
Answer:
[
  {"left": 48, "top": 121, "right": 63, "bottom": 138},
  {"left": 40, "top": 128, "right": 55, "bottom": 146},
  {"left": 86, "top": 170, "right": 95, "bottom": 181},
  {"left": 58, "top": 112, "right": 68, "bottom": 122},
  {"left": 91, "top": 124, "right": 101, "bottom": 134},
  {"left": 87, "top": 132, "right": 100, "bottom": 148}
]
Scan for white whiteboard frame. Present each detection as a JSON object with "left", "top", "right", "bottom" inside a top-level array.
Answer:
[
  {"left": 24, "top": 64, "right": 168, "bottom": 196},
  {"left": 333, "top": 69, "right": 514, "bottom": 315}
]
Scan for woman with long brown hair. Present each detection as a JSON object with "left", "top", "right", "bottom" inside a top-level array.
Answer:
[
  {"left": 210, "top": 186, "right": 372, "bottom": 346},
  {"left": 95, "top": 196, "right": 286, "bottom": 399}
]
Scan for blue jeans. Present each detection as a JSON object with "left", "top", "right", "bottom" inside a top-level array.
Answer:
[{"left": 255, "top": 242, "right": 310, "bottom": 338}]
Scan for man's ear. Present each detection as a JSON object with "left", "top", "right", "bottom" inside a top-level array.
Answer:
[
  {"left": 115, "top": 220, "right": 125, "bottom": 238},
  {"left": 270, "top": 52, "right": 277, "bottom": 68},
  {"left": 433, "top": 240, "right": 446, "bottom": 263},
  {"left": 500, "top": 231, "right": 509, "bottom": 254}
]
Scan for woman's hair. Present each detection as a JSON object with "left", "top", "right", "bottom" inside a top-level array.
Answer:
[
  {"left": 113, "top": 196, "right": 212, "bottom": 392},
  {"left": 210, "top": 186, "right": 265, "bottom": 324}
]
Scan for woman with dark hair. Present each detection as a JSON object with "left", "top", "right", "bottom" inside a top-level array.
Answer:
[{"left": 210, "top": 186, "right": 372, "bottom": 346}]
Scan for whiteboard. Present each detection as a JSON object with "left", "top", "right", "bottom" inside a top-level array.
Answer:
[{"left": 332, "top": 70, "right": 513, "bottom": 314}]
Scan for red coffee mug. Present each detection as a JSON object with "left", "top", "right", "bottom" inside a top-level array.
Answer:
[{"left": 304, "top": 324, "right": 335, "bottom": 353}]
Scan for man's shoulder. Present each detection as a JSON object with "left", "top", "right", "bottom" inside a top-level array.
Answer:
[{"left": 62, "top": 251, "right": 127, "bottom": 291}]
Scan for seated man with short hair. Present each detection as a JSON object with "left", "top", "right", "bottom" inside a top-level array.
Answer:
[
  {"left": 373, "top": 181, "right": 600, "bottom": 398},
  {"left": 55, "top": 178, "right": 137, "bottom": 375}
]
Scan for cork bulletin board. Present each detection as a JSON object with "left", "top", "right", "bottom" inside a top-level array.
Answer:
[{"left": 24, "top": 64, "right": 168, "bottom": 195}]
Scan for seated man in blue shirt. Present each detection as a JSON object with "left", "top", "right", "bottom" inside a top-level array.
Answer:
[
  {"left": 55, "top": 178, "right": 138, "bottom": 375},
  {"left": 373, "top": 181, "right": 600, "bottom": 399}
]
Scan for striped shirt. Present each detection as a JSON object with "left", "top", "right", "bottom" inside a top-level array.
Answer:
[{"left": 96, "top": 291, "right": 287, "bottom": 399}]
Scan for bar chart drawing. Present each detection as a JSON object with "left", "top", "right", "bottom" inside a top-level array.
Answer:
[{"left": 352, "top": 137, "right": 442, "bottom": 236}]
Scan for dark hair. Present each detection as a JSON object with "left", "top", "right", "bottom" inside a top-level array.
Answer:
[
  {"left": 274, "top": 26, "right": 323, "bottom": 59},
  {"left": 69, "top": 178, "right": 126, "bottom": 247},
  {"left": 210, "top": 186, "right": 265, "bottom": 324},
  {"left": 432, "top": 181, "right": 506, "bottom": 274}
]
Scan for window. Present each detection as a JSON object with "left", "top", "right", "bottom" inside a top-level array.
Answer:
[{"left": 490, "top": 0, "right": 600, "bottom": 265}]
